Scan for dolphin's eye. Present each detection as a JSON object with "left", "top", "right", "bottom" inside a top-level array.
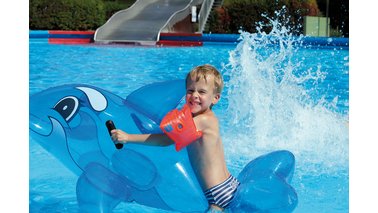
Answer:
[{"left": 53, "top": 96, "right": 79, "bottom": 121}]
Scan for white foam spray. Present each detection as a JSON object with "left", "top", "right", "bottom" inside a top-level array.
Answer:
[{"left": 222, "top": 8, "right": 349, "bottom": 174}]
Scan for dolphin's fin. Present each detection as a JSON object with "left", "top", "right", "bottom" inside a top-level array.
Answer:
[
  {"left": 124, "top": 79, "right": 185, "bottom": 123},
  {"left": 76, "top": 163, "right": 131, "bottom": 212}
]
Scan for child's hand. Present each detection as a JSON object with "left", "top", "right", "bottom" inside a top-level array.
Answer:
[{"left": 110, "top": 129, "right": 129, "bottom": 144}]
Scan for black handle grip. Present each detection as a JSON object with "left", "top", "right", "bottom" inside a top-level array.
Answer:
[
  {"left": 106, "top": 120, "right": 123, "bottom": 149},
  {"left": 106, "top": 120, "right": 116, "bottom": 135}
]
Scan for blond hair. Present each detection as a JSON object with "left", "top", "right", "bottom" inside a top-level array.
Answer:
[{"left": 185, "top": 64, "right": 224, "bottom": 94}]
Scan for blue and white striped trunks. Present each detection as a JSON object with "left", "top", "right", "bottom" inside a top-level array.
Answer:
[{"left": 204, "top": 175, "right": 240, "bottom": 209}]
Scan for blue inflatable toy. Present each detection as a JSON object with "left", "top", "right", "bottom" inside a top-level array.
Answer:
[{"left": 29, "top": 80, "right": 298, "bottom": 212}]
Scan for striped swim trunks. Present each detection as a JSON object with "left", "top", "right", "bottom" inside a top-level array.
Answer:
[{"left": 204, "top": 175, "right": 240, "bottom": 209}]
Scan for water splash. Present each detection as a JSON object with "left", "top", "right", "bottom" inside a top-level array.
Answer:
[{"left": 222, "top": 8, "right": 348, "bottom": 173}]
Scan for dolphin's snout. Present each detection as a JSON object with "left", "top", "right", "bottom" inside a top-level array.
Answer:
[{"left": 29, "top": 113, "right": 52, "bottom": 136}]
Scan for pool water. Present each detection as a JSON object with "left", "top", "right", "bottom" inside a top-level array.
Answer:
[{"left": 29, "top": 31, "right": 349, "bottom": 212}]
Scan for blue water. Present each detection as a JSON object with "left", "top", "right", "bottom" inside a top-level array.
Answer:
[{"left": 29, "top": 31, "right": 349, "bottom": 212}]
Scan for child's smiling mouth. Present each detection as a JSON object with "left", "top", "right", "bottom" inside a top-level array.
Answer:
[{"left": 189, "top": 101, "right": 201, "bottom": 106}]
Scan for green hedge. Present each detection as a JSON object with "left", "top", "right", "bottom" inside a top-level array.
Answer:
[
  {"left": 207, "top": 0, "right": 320, "bottom": 35},
  {"left": 29, "top": 0, "right": 132, "bottom": 30},
  {"left": 29, "top": 0, "right": 105, "bottom": 30}
]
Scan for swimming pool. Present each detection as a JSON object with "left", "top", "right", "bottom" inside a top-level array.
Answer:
[{"left": 29, "top": 30, "right": 349, "bottom": 212}]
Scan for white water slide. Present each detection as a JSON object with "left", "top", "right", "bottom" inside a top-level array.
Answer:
[{"left": 94, "top": 0, "right": 208, "bottom": 45}]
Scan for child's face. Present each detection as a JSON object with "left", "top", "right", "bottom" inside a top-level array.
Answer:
[{"left": 185, "top": 75, "right": 220, "bottom": 116}]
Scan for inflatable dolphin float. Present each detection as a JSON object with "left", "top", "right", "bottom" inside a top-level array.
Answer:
[{"left": 29, "top": 80, "right": 298, "bottom": 212}]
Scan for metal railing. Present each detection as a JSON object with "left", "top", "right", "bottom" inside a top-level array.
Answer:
[{"left": 197, "top": 0, "right": 214, "bottom": 32}]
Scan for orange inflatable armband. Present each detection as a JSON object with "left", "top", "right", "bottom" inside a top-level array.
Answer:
[{"left": 160, "top": 104, "right": 203, "bottom": 151}]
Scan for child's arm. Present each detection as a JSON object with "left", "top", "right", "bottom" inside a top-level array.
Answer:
[{"left": 110, "top": 129, "right": 174, "bottom": 147}]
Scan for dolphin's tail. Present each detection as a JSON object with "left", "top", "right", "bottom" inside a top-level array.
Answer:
[{"left": 229, "top": 150, "right": 298, "bottom": 212}]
